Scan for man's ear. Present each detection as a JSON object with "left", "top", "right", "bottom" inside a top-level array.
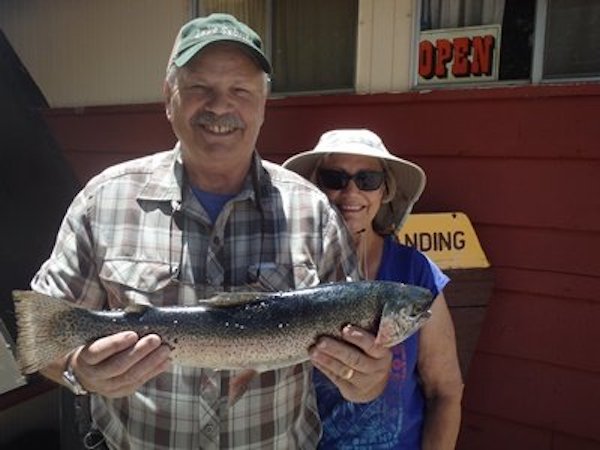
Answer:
[{"left": 163, "top": 80, "right": 173, "bottom": 121}]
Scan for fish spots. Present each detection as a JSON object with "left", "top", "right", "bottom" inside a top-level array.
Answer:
[{"left": 16, "top": 280, "right": 432, "bottom": 374}]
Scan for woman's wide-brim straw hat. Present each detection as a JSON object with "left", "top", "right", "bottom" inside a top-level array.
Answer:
[{"left": 283, "top": 129, "right": 426, "bottom": 232}]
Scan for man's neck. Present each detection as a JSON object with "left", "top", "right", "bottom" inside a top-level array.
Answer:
[{"left": 184, "top": 153, "right": 253, "bottom": 195}]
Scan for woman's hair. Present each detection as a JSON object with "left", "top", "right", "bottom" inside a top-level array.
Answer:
[
  {"left": 379, "top": 159, "right": 396, "bottom": 205},
  {"left": 307, "top": 155, "right": 325, "bottom": 185}
]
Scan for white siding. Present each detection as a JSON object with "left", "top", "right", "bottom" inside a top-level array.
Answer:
[
  {"left": 0, "top": 0, "right": 416, "bottom": 106},
  {"left": 0, "top": 0, "right": 188, "bottom": 107},
  {"left": 356, "top": 0, "right": 414, "bottom": 93}
]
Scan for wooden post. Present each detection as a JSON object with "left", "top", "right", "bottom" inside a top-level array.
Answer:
[{"left": 397, "top": 212, "right": 494, "bottom": 380}]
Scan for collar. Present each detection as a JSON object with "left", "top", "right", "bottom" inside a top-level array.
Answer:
[
  {"left": 136, "top": 143, "right": 271, "bottom": 211},
  {"left": 137, "top": 143, "right": 185, "bottom": 204}
]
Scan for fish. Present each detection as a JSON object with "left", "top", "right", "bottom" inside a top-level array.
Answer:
[{"left": 13, "top": 281, "right": 433, "bottom": 376}]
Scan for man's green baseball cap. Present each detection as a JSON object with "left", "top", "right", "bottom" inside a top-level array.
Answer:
[{"left": 170, "top": 13, "right": 272, "bottom": 74}]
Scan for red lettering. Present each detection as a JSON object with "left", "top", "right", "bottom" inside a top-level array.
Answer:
[
  {"left": 451, "top": 37, "right": 471, "bottom": 77},
  {"left": 419, "top": 33, "right": 496, "bottom": 81},
  {"left": 435, "top": 39, "right": 453, "bottom": 78},
  {"left": 418, "top": 40, "right": 435, "bottom": 79},
  {"left": 471, "top": 35, "right": 495, "bottom": 75}
]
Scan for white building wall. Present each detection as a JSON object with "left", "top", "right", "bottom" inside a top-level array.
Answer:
[
  {"left": 356, "top": 0, "right": 415, "bottom": 93},
  {"left": 0, "top": 0, "right": 188, "bottom": 107},
  {"left": 0, "top": 0, "right": 415, "bottom": 107}
]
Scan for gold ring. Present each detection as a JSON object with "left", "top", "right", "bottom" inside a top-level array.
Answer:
[{"left": 342, "top": 367, "right": 355, "bottom": 381}]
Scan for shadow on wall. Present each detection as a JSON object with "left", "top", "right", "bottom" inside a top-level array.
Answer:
[
  {"left": 0, "top": 30, "right": 80, "bottom": 341},
  {"left": 3, "top": 429, "right": 60, "bottom": 450}
]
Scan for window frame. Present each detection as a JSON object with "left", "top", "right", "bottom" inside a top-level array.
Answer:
[
  {"left": 410, "top": 0, "right": 600, "bottom": 89},
  {"left": 196, "top": 0, "right": 357, "bottom": 97}
]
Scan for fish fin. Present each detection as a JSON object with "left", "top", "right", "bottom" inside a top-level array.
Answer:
[
  {"left": 124, "top": 303, "right": 152, "bottom": 314},
  {"left": 227, "top": 369, "right": 258, "bottom": 406},
  {"left": 200, "top": 292, "right": 270, "bottom": 308},
  {"left": 374, "top": 315, "right": 398, "bottom": 347},
  {"left": 12, "top": 290, "right": 84, "bottom": 374}
]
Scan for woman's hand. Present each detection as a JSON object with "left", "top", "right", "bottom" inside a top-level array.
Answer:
[{"left": 310, "top": 325, "right": 392, "bottom": 403}]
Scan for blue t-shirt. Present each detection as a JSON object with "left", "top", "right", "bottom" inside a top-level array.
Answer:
[
  {"left": 314, "top": 235, "right": 449, "bottom": 449},
  {"left": 191, "top": 185, "right": 235, "bottom": 223}
]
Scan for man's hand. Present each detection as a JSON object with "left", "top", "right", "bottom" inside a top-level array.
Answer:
[
  {"left": 310, "top": 325, "right": 392, "bottom": 403},
  {"left": 70, "top": 331, "right": 171, "bottom": 398}
]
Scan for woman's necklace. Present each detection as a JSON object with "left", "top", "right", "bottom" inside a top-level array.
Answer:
[{"left": 356, "top": 230, "right": 384, "bottom": 281}]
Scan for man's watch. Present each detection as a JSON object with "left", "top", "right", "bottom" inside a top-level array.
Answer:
[{"left": 62, "top": 352, "right": 88, "bottom": 395}]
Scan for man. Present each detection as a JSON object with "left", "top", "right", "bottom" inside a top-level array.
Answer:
[{"left": 30, "top": 14, "right": 392, "bottom": 449}]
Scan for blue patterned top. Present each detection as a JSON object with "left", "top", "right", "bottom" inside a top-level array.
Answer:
[{"left": 315, "top": 235, "right": 449, "bottom": 449}]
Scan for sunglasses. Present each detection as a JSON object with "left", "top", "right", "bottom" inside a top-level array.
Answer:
[{"left": 317, "top": 168, "right": 385, "bottom": 191}]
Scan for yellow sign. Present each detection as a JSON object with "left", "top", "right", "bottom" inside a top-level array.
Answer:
[{"left": 396, "top": 212, "right": 490, "bottom": 269}]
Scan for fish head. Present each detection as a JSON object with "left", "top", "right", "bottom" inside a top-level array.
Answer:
[{"left": 375, "top": 284, "right": 434, "bottom": 348}]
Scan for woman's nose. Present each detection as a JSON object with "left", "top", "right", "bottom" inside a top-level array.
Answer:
[{"left": 342, "top": 178, "right": 361, "bottom": 193}]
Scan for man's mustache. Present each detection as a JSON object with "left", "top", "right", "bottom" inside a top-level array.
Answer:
[{"left": 193, "top": 112, "right": 245, "bottom": 130}]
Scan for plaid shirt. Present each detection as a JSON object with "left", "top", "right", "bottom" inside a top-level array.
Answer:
[{"left": 32, "top": 145, "right": 358, "bottom": 449}]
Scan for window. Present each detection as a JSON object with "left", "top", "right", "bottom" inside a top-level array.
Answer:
[
  {"left": 543, "top": 0, "right": 600, "bottom": 80},
  {"left": 418, "top": 0, "right": 535, "bottom": 85},
  {"left": 200, "top": 0, "right": 358, "bottom": 94},
  {"left": 416, "top": 0, "right": 600, "bottom": 87}
]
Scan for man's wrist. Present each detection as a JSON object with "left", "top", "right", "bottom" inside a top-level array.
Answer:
[{"left": 61, "top": 349, "right": 89, "bottom": 395}]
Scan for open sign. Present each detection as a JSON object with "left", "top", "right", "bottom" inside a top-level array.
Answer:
[{"left": 417, "top": 25, "right": 501, "bottom": 85}]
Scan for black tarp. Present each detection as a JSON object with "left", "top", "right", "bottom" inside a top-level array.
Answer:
[{"left": 0, "top": 29, "right": 80, "bottom": 342}]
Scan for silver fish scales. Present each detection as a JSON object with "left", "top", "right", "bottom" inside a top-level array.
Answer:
[{"left": 13, "top": 281, "right": 433, "bottom": 375}]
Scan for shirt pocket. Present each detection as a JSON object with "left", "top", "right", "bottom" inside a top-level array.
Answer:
[
  {"left": 246, "top": 262, "right": 319, "bottom": 292},
  {"left": 98, "top": 258, "right": 176, "bottom": 307}
]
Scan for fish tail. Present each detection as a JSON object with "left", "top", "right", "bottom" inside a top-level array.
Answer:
[{"left": 13, "top": 290, "right": 82, "bottom": 374}]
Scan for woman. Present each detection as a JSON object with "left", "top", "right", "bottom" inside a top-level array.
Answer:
[{"left": 283, "top": 129, "right": 464, "bottom": 449}]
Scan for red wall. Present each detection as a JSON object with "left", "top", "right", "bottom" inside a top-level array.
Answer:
[{"left": 43, "top": 84, "right": 600, "bottom": 449}]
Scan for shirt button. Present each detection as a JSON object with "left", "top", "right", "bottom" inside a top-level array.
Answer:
[{"left": 203, "top": 423, "right": 215, "bottom": 435}]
